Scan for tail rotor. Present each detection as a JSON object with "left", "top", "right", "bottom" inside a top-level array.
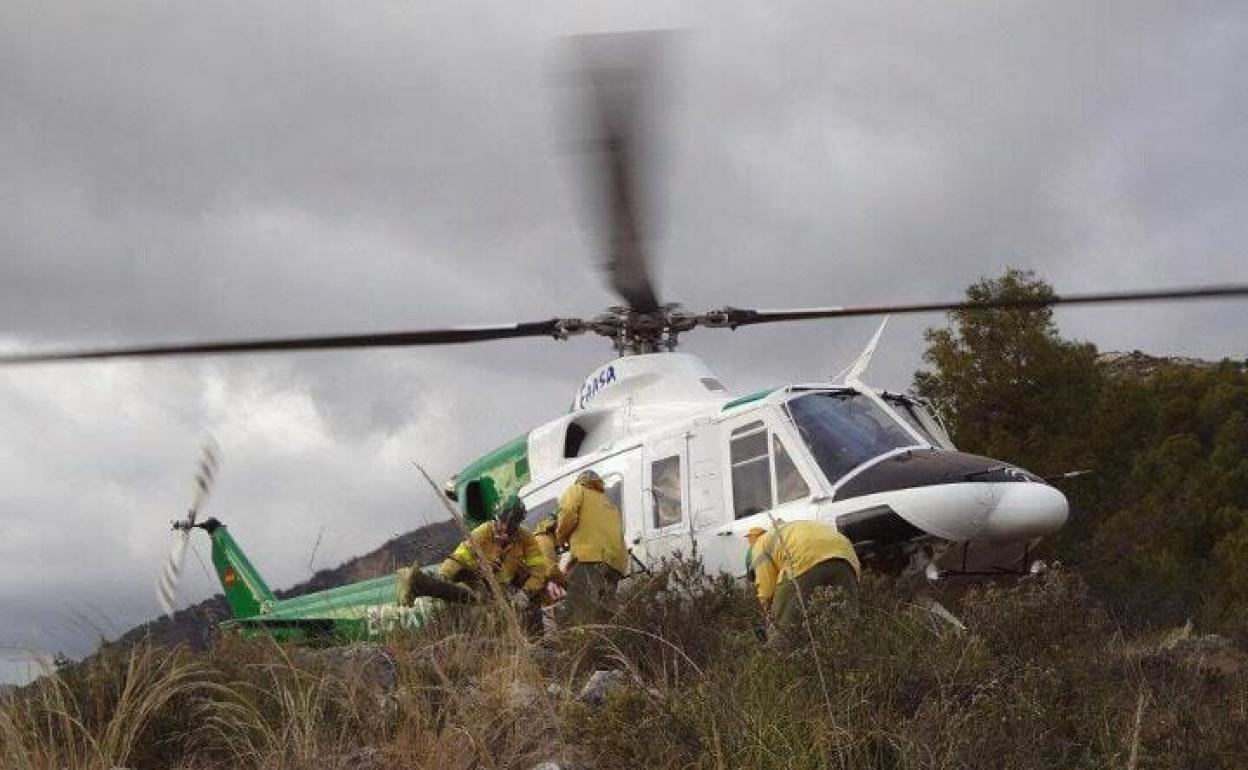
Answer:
[{"left": 156, "top": 441, "right": 220, "bottom": 617}]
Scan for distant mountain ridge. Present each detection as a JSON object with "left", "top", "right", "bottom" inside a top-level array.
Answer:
[
  {"left": 1098, "top": 349, "right": 1243, "bottom": 377},
  {"left": 119, "top": 518, "right": 463, "bottom": 650}
]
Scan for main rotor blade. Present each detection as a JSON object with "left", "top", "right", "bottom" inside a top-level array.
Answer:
[
  {"left": 0, "top": 319, "right": 568, "bottom": 365},
  {"left": 717, "top": 284, "right": 1248, "bottom": 327},
  {"left": 578, "top": 33, "right": 663, "bottom": 314}
]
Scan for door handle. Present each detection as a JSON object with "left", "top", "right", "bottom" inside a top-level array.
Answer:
[
  {"left": 716, "top": 529, "right": 734, "bottom": 537},
  {"left": 631, "top": 537, "right": 641, "bottom": 545}
]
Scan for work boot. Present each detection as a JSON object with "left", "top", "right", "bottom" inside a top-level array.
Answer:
[{"left": 407, "top": 568, "right": 477, "bottom": 604}]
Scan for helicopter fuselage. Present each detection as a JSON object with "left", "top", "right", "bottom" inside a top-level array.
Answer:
[{"left": 449, "top": 351, "right": 1069, "bottom": 579}]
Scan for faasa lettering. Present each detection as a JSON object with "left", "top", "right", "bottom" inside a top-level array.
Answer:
[{"left": 577, "top": 365, "right": 617, "bottom": 409}]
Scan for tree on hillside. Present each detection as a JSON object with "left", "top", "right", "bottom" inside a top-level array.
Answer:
[
  {"left": 912, "top": 269, "right": 1102, "bottom": 477},
  {"left": 914, "top": 269, "right": 1248, "bottom": 631}
]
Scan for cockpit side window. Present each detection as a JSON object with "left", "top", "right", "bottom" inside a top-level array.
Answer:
[
  {"left": 773, "top": 433, "right": 810, "bottom": 505},
  {"left": 730, "top": 421, "right": 773, "bottom": 518},
  {"left": 885, "top": 396, "right": 955, "bottom": 450}
]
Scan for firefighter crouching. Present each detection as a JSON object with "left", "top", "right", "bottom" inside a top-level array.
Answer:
[
  {"left": 532, "top": 515, "right": 567, "bottom": 597},
  {"left": 399, "top": 496, "right": 550, "bottom": 631},
  {"left": 745, "top": 520, "right": 861, "bottom": 642},
  {"left": 555, "top": 469, "right": 627, "bottom": 624}
]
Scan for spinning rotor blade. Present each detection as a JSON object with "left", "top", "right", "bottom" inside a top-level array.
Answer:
[
  {"left": 577, "top": 33, "right": 664, "bottom": 314},
  {"left": 187, "top": 441, "right": 220, "bottom": 525},
  {"left": 156, "top": 442, "right": 221, "bottom": 618},
  {"left": 716, "top": 284, "right": 1248, "bottom": 328},
  {"left": 157, "top": 532, "right": 190, "bottom": 618},
  {"left": 0, "top": 320, "right": 567, "bottom": 365}
]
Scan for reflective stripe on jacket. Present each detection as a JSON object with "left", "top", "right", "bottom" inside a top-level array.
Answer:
[
  {"left": 555, "top": 479, "right": 627, "bottom": 574},
  {"left": 439, "top": 522, "right": 549, "bottom": 593},
  {"left": 750, "top": 520, "right": 861, "bottom": 605}
]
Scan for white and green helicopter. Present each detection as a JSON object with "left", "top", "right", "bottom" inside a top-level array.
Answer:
[{"left": 5, "top": 33, "right": 1246, "bottom": 640}]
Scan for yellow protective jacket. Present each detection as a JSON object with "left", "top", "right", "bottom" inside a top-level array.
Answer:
[
  {"left": 555, "top": 479, "right": 627, "bottom": 574},
  {"left": 749, "top": 520, "right": 861, "bottom": 605},
  {"left": 440, "top": 522, "right": 549, "bottom": 593},
  {"left": 533, "top": 517, "right": 565, "bottom": 585}
]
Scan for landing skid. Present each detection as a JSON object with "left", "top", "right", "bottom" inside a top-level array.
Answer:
[{"left": 924, "top": 540, "right": 1045, "bottom": 581}]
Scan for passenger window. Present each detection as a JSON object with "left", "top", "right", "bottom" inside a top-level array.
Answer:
[
  {"left": 773, "top": 434, "right": 810, "bottom": 505},
  {"left": 731, "top": 421, "right": 773, "bottom": 519},
  {"left": 651, "top": 455, "right": 682, "bottom": 528},
  {"left": 528, "top": 472, "right": 624, "bottom": 529},
  {"left": 603, "top": 474, "right": 624, "bottom": 512},
  {"left": 523, "top": 498, "right": 557, "bottom": 529}
]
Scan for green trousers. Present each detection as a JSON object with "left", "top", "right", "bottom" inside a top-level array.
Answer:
[
  {"left": 771, "top": 558, "right": 858, "bottom": 637},
  {"left": 559, "top": 561, "right": 622, "bottom": 625}
]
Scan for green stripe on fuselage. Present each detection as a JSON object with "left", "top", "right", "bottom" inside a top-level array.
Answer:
[{"left": 722, "top": 388, "right": 776, "bottom": 411}]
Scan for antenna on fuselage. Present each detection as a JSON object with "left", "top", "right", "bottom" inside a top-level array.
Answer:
[{"left": 836, "top": 316, "right": 889, "bottom": 384}]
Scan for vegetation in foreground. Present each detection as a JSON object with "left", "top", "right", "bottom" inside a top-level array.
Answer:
[{"left": 2, "top": 565, "right": 1246, "bottom": 769}]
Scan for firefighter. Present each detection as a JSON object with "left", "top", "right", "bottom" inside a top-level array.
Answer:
[
  {"left": 399, "top": 496, "right": 549, "bottom": 632},
  {"left": 555, "top": 469, "right": 627, "bottom": 624},
  {"left": 745, "top": 519, "right": 861, "bottom": 641},
  {"left": 532, "top": 515, "right": 567, "bottom": 593}
]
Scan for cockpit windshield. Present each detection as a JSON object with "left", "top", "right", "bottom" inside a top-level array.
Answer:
[
  {"left": 883, "top": 395, "right": 955, "bottom": 450},
  {"left": 785, "top": 391, "right": 920, "bottom": 484}
]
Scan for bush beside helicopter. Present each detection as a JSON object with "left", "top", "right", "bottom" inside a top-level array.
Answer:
[{"left": 3, "top": 32, "right": 1245, "bottom": 642}]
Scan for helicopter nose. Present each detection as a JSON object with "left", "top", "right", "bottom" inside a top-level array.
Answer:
[
  {"left": 881, "top": 483, "right": 996, "bottom": 542},
  {"left": 979, "top": 481, "right": 1068, "bottom": 542}
]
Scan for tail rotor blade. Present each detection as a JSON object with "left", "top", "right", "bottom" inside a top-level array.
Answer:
[
  {"left": 157, "top": 530, "right": 189, "bottom": 617},
  {"left": 159, "top": 440, "right": 221, "bottom": 617},
  {"left": 186, "top": 441, "right": 220, "bottom": 528}
]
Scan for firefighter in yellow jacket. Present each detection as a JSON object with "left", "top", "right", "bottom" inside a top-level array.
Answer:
[
  {"left": 555, "top": 469, "right": 627, "bottom": 623},
  {"left": 745, "top": 519, "right": 861, "bottom": 639},
  {"left": 532, "top": 516, "right": 567, "bottom": 592},
  {"left": 399, "top": 497, "right": 549, "bottom": 624}
]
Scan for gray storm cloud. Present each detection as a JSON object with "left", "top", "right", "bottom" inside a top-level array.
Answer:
[{"left": 1, "top": 1, "right": 1246, "bottom": 681}]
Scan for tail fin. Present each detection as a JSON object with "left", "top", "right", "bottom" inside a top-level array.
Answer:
[{"left": 199, "top": 518, "right": 275, "bottom": 618}]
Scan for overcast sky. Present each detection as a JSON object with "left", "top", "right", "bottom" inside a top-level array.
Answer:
[{"left": 2, "top": 1, "right": 1246, "bottom": 683}]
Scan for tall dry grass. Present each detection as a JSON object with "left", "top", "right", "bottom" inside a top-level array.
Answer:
[
  {"left": 3, "top": 562, "right": 1246, "bottom": 769},
  {"left": 0, "top": 640, "right": 227, "bottom": 770}
]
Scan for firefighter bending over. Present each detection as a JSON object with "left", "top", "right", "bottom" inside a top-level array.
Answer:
[
  {"left": 555, "top": 469, "right": 627, "bottom": 623},
  {"left": 745, "top": 519, "right": 861, "bottom": 642}
]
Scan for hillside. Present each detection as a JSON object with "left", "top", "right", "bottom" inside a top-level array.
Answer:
[
  {"left": 119, "top": 518, "right": 462, "bottom": 650},
  {"left": 1098, "top": 349, "right": 1239, "bottom": 377}
]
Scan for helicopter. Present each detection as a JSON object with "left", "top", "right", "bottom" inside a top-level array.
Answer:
[{"left": 4, "top": 33, "right": 1247, "bottom": 641}]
